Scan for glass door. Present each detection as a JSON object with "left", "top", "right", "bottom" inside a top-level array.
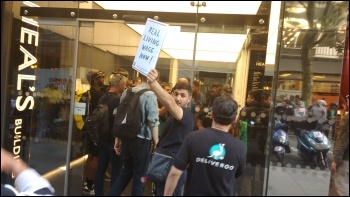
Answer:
[
  {"left": 7, "top": 1, "right": 273, "bottom": 196},
  {"left": 4, "top": 2, "right": 80, "bottom": 196},
  {"left": 74, "top": 18, "right": 199, "bottom": 195}
]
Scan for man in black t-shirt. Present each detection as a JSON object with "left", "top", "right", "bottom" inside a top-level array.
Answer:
[
  {"left": 164, "top": 96, "right": 246, "bottom": 196},
  {"left": 147, "top": 69, "right": 194, "bottom": 196},
  {"left": 83, "top": 70, "right": 107, "bottom": 195}
]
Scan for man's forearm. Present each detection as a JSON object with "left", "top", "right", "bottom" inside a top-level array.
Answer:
[
  {"left": 11, "top": 158, "right": 29, "bottom": 178},
  {"left": 164, "top": 166, "right": 183, "bottom": 196},
  {"left": 164, "top": 174, "right": 181, "bottom": 195},
  {"left": 151, "top": 126, "right": 159, "bottom": 146}
]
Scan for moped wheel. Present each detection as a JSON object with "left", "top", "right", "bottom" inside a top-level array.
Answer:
[
  {"left": 314, "top": 153, "right": 327, "bottom": 170},
  {"left": 274, "top": 149, "right": 285, "bottom": 166}
]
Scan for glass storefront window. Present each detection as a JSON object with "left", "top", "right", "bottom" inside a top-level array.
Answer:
[
  {"left": 1, "top": 1, "right": 348, "bottom": 196},
  {"left": 266, "top": 1, "right": 348, "bottom": 196}
]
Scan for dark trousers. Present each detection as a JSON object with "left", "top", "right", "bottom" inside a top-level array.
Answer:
[
  {"left": 108, "top": 137, "right": 151, "bottom": 196},
  {"left": 94, "top": 145, "right": 122, "bottom": 196}
]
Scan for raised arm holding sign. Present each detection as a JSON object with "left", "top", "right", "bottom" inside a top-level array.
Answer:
[{"left": 132, "top": 18, "right": 169, "bottom": 76}]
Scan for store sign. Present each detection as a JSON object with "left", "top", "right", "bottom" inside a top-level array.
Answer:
[
  {"left": 11, "top": 1, "right": 39, "bottom": 164},
  {"left": 247, "top": 50, "right": 266, "bottom": 93}
]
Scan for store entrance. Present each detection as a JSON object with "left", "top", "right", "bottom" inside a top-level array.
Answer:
[{"left": 15, "top": 2, "right": 271, "bottom": 195}]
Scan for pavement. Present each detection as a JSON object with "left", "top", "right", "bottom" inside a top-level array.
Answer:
[{"left": 25, "top": 140, "right": 338, "bottom": 196}]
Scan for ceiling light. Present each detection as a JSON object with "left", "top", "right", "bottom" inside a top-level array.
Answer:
[
  {"left": 286, "top": 7, "right": 306, "bottom": 14},
  {"left": 279, "top": 74, "right": 291, "bottom": 77},
  {"left": 95, "top": 1, "right": 262, "bottom": 14},
  {"left": 313, "top": 76, "right": 325, "bottom": 79},
  {"left": 127, "top": 24, "right": 247, "bottom": 62}
]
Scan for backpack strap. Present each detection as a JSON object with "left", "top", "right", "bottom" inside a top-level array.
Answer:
[
  {"left": 134, "top": 88, "right": 151, "bottom": 137},
  {"left": 135, "top": 88, "right": 150, "bottom": 96}
]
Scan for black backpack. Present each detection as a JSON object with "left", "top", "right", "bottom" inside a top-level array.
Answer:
[
  {"left": 113, "top": 88, "right": 150, "bottom": 139},
  {"left": 84, "top": 93, "right": 114, "bottom": 146}
]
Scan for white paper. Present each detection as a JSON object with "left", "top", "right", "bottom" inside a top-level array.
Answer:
[
  {"left": 74, "top": 102, "right": 86, "bottom": 115},
  {"left": 132, "top": 18, "right": 169, "bottom": 76}
]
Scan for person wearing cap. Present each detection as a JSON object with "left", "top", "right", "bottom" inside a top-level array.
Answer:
[
  {"left": 331, "top": 94, "right": 349, "bottom": 196},
  {"left": 221, "top": 84, "right": 233, "bottom": 97},
  {"left": 82, "top": 70, "right": 107, "bottom": 195}
]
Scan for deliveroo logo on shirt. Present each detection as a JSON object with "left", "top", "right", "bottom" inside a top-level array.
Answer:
[{"left": 207, "top": 143, "right": 226, "bottom": 160}]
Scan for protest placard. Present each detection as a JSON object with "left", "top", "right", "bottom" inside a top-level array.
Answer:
[{"left": 132, "top": 18, "right": 169, "bottom": 76}]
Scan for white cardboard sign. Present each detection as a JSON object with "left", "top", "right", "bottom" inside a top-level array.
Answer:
[{"left": 132, "top": 18, "right": 169, "bottom": 76}]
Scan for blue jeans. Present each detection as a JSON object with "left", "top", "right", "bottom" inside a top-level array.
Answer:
[
  {"left": 94, "top": 145, "right": 122, "bottom": 196},
  {"left": 156, "top": 169, "right": 187, "bottom": 196},
  {"left": 108, "top": 137, "right": 151, "bottom": 196}
]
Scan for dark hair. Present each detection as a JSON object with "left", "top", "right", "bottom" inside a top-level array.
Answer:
[
  {"left": 172, "top": 82, "right": 192, "bottom": 96},
  {"left": 161, "top": 82, "right": 171, "bottom": 89},
  {"left": 212, "top": 96, "right": 238, "bottom": 125},
  {"left": 248, "top": 90, "right": 263, "bottom": 102},
  {"left": 193, "top": 80, "right": 200, "bottom": 87},
  {"left": 283, "top": 99, "right": 291, "bottom": 105}
]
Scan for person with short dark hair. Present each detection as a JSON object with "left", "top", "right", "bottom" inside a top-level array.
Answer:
[
  {"left": 221, "top": 84, "right": 233, "bottom": 97},
  {"left": 1, "top": 148, "right": 55, "bottom": 196},
  {"left": 164, "top": 96, "right": 246, "bottom": 196},
  {"left": 158, "top": 83, "right": 172, "bottom": 137},
  {"left": 147, "top": 69, "right": 194, "bottom": 196},
  {"left": 206, "top": 84, "right": 221, "bottom": 107}
]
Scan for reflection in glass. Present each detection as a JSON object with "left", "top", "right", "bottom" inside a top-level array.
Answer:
[{"left": 267, "top": 1, "right": 348, "bottom": 196}]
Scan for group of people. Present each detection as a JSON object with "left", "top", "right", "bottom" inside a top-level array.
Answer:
[
  {"left": 74, "top": 68, "right": 246, "bottom": 196},
  {"left": 274, "top": 94, "right": 340, "bottom": 140},
  {"left": 2, "top": 67, "right": 348, "bottom": 196}
]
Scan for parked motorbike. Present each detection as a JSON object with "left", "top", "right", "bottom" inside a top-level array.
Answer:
[
  {"left": 296, "top": 129, "right": 331, "bottom": 170},
  {"left": 272, "top": 121, "right": 290, "bottom": 166}
]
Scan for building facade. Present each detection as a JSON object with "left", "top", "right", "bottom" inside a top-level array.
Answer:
[{"left": 1, "top": 1, "right": 349, "bottom": 196}]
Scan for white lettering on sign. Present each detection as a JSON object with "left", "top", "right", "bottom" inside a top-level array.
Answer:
[{"left": 11, "top": 1, "right": 40, "bottom": 167}]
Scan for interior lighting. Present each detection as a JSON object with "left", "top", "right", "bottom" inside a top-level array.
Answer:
[
  {"left": 95, "top": 1, "right": 261, "bottom": 14},
  {"left": 279, "top": 74, "right": 291, "bottom": 77}
]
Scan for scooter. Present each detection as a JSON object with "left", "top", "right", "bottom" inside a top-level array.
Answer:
[
  {"left": 271, "top": 121, "right": 290, "bottom": 166},
  {"left": 296, "top": 128, "right": 331, "bottom": 170}
]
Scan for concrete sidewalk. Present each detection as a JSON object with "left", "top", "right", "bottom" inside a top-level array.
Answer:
[{"left": 267, "top": 165, "right": 334, "bottom": 196}]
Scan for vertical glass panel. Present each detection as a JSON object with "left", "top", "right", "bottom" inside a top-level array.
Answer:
[
  {"left": 192, "top": 24, "right": 250, "bottom": 104},
  {"left": 267, "top": 1, "right": 348, "bottom": 196},
  {"left": 32, "top": 21, "right": 75, "bottom": 197},
  {"left": 6, "top": 2, "right": 78, "bottom": 196}
]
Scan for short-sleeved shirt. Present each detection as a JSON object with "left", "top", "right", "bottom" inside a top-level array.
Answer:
[
  {"left": 157, "top": 107, "right": 194, "bottom": 153},
  {"left": 120, "top": 82, "right": 159, "bottom": 140},
  {"left": 173, "top": 128, "right": 247, "bottom": 196}
]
